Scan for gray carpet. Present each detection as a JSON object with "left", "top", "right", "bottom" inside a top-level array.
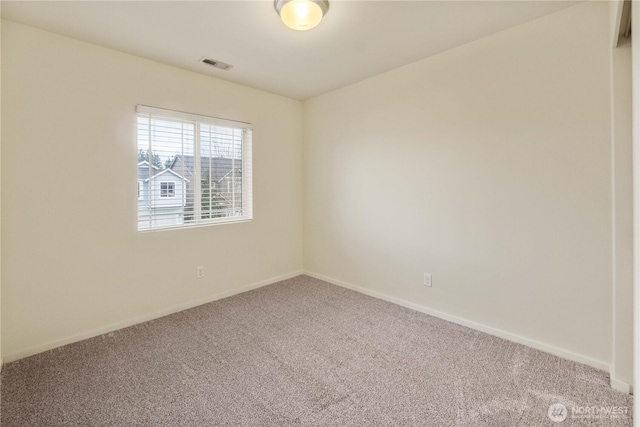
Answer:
[{"left": 0, "top": 275, "right": 633, "bottom": 426}]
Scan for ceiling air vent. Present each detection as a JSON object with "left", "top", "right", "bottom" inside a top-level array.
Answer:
[{"left": 200, "top": 57, "right": 233, "bottom": 71}]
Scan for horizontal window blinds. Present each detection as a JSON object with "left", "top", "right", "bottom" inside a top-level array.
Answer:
[{"left": 136, "top": 105, "right": 252, "bottom": 231}]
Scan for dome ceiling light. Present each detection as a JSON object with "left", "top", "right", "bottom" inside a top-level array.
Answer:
[{"left": 274, "top": 0, "right": 329, "bottom": 31}]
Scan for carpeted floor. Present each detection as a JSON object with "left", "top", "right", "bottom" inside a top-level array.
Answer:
[{"left": 0, "top": 275, "right": 633, "bottom": 426}]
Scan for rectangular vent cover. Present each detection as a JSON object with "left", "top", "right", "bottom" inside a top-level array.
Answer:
[{"left": 200, "top": 58, "right": 233, "bottom": 71}]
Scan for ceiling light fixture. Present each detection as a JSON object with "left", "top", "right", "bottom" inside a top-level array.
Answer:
[{"left": 274, "top": 0, "right": 329, "bottom": 31}]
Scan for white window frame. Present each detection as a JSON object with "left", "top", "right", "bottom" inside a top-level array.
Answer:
[
  {"left": 136, "top": 105, "right": 253, "bottom": 231},
  {"left": 159, "top": 181, "right": 176, "bottom": 198},
  {"left": 138, "top": 180, "right": 143, "bottom": 200}
]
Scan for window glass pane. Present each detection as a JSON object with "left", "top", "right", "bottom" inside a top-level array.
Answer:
[
  {"left": 200, "top": 124, "right": 243, "bottom": 220},
  {"left": 137, "top": 115, "right": 194, "bottom": 230}
]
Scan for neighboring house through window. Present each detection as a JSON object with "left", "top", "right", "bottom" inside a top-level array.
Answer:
[{"left": 136, "top": 105, "right": 253, "bottom": 231}]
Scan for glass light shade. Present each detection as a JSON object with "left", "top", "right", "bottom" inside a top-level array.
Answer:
[{"left": 278, "top": 0, "right": 325, "bottom": 31}]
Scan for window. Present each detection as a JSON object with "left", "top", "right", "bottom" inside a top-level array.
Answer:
[
  {"left": 160, "top": 182, "right": 175, "bottom": 198},
  {"left": 137, "top": 105, "right": 253, "bottom": 231}
]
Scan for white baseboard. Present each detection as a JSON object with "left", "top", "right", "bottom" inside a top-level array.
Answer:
[
  {"left": 305, "top": 271, "right": 612, "bottom": 374},
  {"left": 3, "top": 270, "right": 304, "bottom": 364},
  {"left": 610, "top": 377, "right": 633, "bottom": 394}
]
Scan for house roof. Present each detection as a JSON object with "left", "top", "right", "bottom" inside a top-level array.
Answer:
[
  {"left": 217, "top": 167, "right": 242, "bottom": 184},
  {"left": 138, "top": 160, "right": 160, "bottom": 169},
  {"left": 143, "top": 168, "right": 190, "bottom": 183},
  {"left": 169, "top": 155, "right": 241, "bottom": 182}
]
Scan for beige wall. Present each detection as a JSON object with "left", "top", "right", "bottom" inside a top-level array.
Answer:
[
  {"left": 632, "top": 0, "right": 640, "bottom": 406},
  {"left": 608, "top": 8, "right": 634, "bottom": 389},
  {"left": 607, "top": 0, "right": 634, "bottom": 392},
  {"left": 610, "top": 43, "right": 634, "bottom": 388},
  {"left": 1, "top": 21, "right": 303, "bottom": 360},
  {"left": 0, "top": 13, "right": 3, "bottom": 368},
  {"left": 304, "top": 1, "right": 614, "bottom": 368}
]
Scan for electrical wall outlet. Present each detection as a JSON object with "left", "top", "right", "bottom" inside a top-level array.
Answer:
[
  {"left": 197, "top": 266, "right": 205, "bottom": 279},
  {"left": 424, "top": 273, "right": 432, "bottom": 287}
]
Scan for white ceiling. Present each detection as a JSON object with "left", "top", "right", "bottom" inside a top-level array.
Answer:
[{"left": 1, "top": 1, "right": 579, "bottom": 100}]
